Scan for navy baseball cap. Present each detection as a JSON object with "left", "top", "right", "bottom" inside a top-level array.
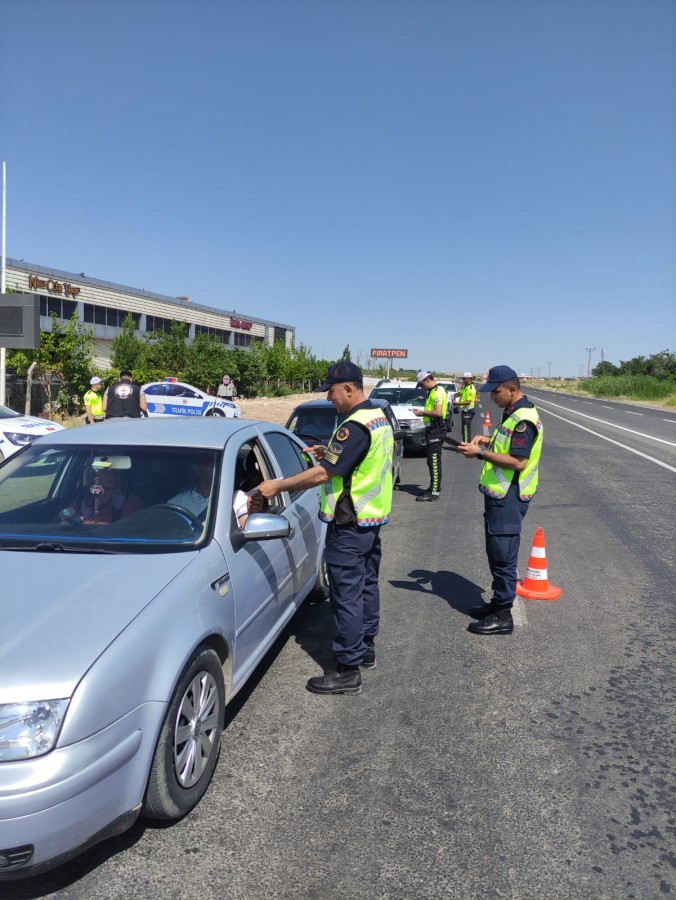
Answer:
[
  {"left": 314, "top": 361, "right": 364, "bottom": 392},
  {"left": 478, "top": 365, "right": 519, "bottom": 392}
]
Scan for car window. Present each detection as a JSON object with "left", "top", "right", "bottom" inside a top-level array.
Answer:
[
  {"left": 233, "top": 437, "right": 280, "bottom": 520},
  {"left": 371, "top": 387, "right": 425, "bottom": 405},
  {"left": 177, "top": 386, "right": 201, "bottom": 398},
  {"left": 0, "top": 404, "right": 21, "bottom": 420},
  {"left": 264, "top": 432, "right": 313, "bottom": 501},
  {"left": 143, "top": 384, "right": 167, "bottom": 396},
  {"left": 287, "top": 407, "right": 337, "bottom": 443},
  {"left": 0, "top": 443, "right": 220, "bottom": 553}
]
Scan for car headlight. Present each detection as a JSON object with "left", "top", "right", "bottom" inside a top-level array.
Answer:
[
  {"left": 4, "top": 431, "right": 38, "bottom": 446},
  {"left": 0, "top": 700, "right": 69, "bottom": 761}
]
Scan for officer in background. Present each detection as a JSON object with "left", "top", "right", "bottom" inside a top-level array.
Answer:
[
  {"left": 103, "top": 369, "right": 148, "bottom": 419},
  {"left": 83, "top": 376, "right": 104, "bottom": 424},
  {"left": 258, "top": 361, "right": 394, "bottom": 695},
  {"left": 413, "top": 370, "right": 448, "bottom": 502},
  {"left": 457, "top": 372, "right": 477, "bottom": 441},
  {"left": 457, "top": 365, "right": 543, "bottom": 635}
]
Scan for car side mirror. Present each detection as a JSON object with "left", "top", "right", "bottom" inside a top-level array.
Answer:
[
  {"left": 240, "top": 512, "right": 291, "bottom": 541},
  {"left": 393, "top": 429, "right": 406, "bottom": 442}
]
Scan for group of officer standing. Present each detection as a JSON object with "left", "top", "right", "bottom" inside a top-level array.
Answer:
[{"left": 260, "top": 360, "right": 544, "bottom": 694}]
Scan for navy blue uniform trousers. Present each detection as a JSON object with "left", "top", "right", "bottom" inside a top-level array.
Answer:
[
  {"left": 324, "top": 522, "right": 382, "bottom": 666},
  {"left": 483, "top": 484, "right": 530, "bottom": 608}
]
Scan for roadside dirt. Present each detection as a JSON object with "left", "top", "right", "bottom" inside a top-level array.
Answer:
[{"left": 236, "top": 392, "right": 318, "bottom": 427}]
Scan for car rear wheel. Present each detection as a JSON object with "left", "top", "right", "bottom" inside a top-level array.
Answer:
[
  {"left": 309, "top": 553, "right": 330, "bottom": 602},
  {"left": 206, "top": 408, "right": 225, "bottom": 417},
  {"left": 143, "top": 647, "right": 225, "bottom": 820}
]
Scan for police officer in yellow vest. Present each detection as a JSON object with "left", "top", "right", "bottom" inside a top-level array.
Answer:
[
  {"left": 83, "top": 376, "right": 104, "bottom": 424},
  {"left": 258, "top": 362, "right": 394, "bottom": 695},
  {"left": 457, "top": 366, "right": 543, "bottom": 635},
  {"left": 413, "top": 370, "right": 448, "bottom": 502},
  {"left": 458, "top": 372, "right": 477, "bottom": 442}
]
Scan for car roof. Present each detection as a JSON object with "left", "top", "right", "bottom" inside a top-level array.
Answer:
[
  {"left": 290, "top": 398, "right": 391, "bottom": 411},
  {"left": 30, "top": 417, "right": 274, "bottom": 450},
  {"left": 371, "top": 380, "right": 418, "bottom": 388}
]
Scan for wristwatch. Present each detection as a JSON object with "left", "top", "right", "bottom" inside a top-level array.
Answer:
[{"left": 476, "top": 449, "right": 485, "bottom": 460}]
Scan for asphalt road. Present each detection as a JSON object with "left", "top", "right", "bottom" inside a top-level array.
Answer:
[{"left": 7, "top": 391, "right": 675, "bottom": 899}]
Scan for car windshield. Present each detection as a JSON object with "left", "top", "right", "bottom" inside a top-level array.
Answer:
[
  {"left": 370, "top": 387, "right": 426, "bottom": 405},
  {"left": 0, "top": 404, "right": 20, "bottom": 420},
  {"left": 0, "top": 443, "right": 220, "bottom": 554},
  {"left": 287, "top": 408, "right": 340, "bottom": 442}
]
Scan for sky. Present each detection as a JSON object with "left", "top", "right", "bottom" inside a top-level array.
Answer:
[{"left": 1, "top": 0, "right": 674, "bottom": 378}]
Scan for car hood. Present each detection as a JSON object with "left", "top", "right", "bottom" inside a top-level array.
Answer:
[
  {"left": 0, "top": 414, "right": 65, "bottom": 435},
  {"left": 387, "top": 403, "right": 422, "bottom": 423},
  {"left": 0, "top": 551, "right": 195, "bottom": 702}
]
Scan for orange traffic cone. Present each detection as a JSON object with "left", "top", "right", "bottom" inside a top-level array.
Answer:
[
  {"left": 482, "top": 411, "right": 493, "bottom": 436},
  {"left": 516, "top": 526, "right": 562, "bottom": 601}
]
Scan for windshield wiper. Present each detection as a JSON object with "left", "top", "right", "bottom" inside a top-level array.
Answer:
[{"left": 3, "top": 542, "right": 119, "bottom": 554}]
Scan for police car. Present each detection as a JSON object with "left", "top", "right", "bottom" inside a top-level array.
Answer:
[
  {"left": 0, "top": 403, "right": 65, "bottom": 461},
  {"left": 142, "top": 379, "right": 239, "bottom": 419}
]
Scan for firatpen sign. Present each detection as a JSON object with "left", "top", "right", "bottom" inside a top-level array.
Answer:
[{"left": 370, "top": 348, "right": 408, "bottom": 359}]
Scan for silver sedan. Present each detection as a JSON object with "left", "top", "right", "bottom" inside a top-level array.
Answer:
[{"left": 0, "top": 417, "right": 327, "bottom": 878}]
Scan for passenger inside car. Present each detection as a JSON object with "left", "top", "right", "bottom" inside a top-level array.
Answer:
[
  {"left": 63, "top": 465, "right": 143, "bottom": 526},
  {"left": 233, "top": 449, "right": 265, "bottom": 527}
]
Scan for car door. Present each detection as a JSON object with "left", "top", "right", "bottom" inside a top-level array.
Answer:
[{"left": 221, "top": 428, "right": 316, "bottom": 689}]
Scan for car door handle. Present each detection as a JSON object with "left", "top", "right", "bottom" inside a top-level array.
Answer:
[{"left": 211, "top": 573, "right": 231, "bottom": 597}]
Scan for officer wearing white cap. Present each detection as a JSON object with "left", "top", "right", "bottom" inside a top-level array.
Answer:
[
  {"left": 458, "top": 372, "right": 477, "bottom": 441},
  {"left": 412, "top": 370, "right": 448, "bottom": 501},
  {"left": 258, "top": 361, "right": 394, "bottom": 695},
  {"left": 83, "top": 377, "right": 104, "bottom": 424},
  {"left": 457, "top": 365, "right": 543, "bottom": 635}
]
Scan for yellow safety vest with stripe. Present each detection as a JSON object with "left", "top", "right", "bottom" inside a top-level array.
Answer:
[
  {"left": 83, "top": 389, "right": 104, "bottom": 419},
  {"left": 319, "top": 407, "right": 394, "bottom": 526},
  {"left": 459, "top": 383, "right": 476, "bottom": 409},
  {"left": 423, "top": 385, "right": 448, "bottom": 425},
  {"left": 479, "top": 406, "right": 543, "bottom": 500}
]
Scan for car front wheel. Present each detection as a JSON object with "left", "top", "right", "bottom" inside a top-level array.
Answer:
[
  {"left": 206, "top": 408, "right": 225, "bottom": 417},
  {"left": 143, "top": 647, "right": 225, "bottom": 820}
]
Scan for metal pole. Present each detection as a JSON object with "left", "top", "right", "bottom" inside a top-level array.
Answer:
[{"left": 1, "top": 161, "right": 6, "bottom": 406}]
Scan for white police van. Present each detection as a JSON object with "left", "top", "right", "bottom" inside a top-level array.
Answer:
[{"left": 142, "top": 379, "right": 239, "bottom": 419}]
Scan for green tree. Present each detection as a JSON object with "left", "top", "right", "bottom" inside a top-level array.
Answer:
[
  {"left": 234, "top": 343, "right": 268, "bottom": 396},
  {"left": 143, "top": 321, "right": 190, "bottom": 381},
  {"left": 265, "top": 340, "right": 290, "bottom": 391},
  {"left": 7, "top": 313, "right": 95, "bottom": 415},
  {"left": 340, "top": 344, "right": 351, "bottom": 361},
  {"left": 110, "top": 313, "right": 146, "bottom": 373},
  {"left": 184, "top": 334, "right": 234, "bottom": 392},
  {"left": 591, "top": 360, "right": 620, "bottom": 377}
]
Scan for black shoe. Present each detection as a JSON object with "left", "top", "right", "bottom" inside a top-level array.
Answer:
[
  {"left": 306, "top": 664, "right": 362, "bottom": 694},
  {"left": 468, "top": 600, "right": 500, "bottom": 619},
  {"left": 361, "top": 640, "right": 376, "bottom": 669},
  {"left": 416, "top": 492, "right": 439, "bottom": 502},
  {"left": 467, "top": 612, "right": 514, "bottom": 635}
]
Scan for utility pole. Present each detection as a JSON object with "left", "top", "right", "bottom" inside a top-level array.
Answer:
[
  {"left": 585, "top": 347, "right": 596, "bottom": 377},
  {"left": 547, "top": 361, "right": 553, "bottom": 378}
]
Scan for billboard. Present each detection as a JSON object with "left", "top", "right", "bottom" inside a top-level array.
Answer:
[
  {"left": 370, "top": 348, "right": 408, "bottom": 359},
  {"left": 0, "top": 293, "right": 41, "bottom": 349}
]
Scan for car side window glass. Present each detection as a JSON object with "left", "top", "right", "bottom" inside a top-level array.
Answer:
[
  {"left": 233, "top": 439, "right": 280, "bottom": 524},
  {"left": 264, "top": 432, "right": 312, "bottom": 501}
]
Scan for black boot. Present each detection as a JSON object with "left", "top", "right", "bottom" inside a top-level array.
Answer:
[
  {"left": 468, "top": 599, "right": 500, "bottom": 619},
  {"left": 361, "top": 638, "right": 376, "bottom": 669},
  {"left": 306, "top": 663, "right": 362, "bottom": 694},
  {"left": 468, "top": 609, "right": 514, "bottom": 635}
]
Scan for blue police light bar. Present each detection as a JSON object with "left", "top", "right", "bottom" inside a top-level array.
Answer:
[{"left": 0, "top": 293, "right": 41, "bottom": 349}]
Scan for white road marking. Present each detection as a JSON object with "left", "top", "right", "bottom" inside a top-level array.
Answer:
[
  {"left": 535, "top": 397, "right": 676, "bottom": 448},
  {"left": 512, "top": 597, "right": 528, "bottom": 627},
  {"left": 662, "top": 419, "right": 676, "bottom": 424},
  {"left": 626, "top": 411, "right": 643, "bottom": 416},
  {"left": 538, "top": 406, "right": 676, "bottom": 473},
  {"left": 602, "top": 406, "right": 613, "bottom": 409}
]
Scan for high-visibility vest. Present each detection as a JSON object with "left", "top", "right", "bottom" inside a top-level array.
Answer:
[
  {"left": 423, "top": 385, "right": 448, "bottom": 425},
  {"left": 320, "top": 407, "right": 394, "bottom": 526},
  {"left": 459, "top": 383, "right": 476, "bottom": 409},
  {"left": 83, "top": 389, "right": 104, "bottom": 419},
  {"left": 479, "top": 406, "right": 543, "bottom": 500}
]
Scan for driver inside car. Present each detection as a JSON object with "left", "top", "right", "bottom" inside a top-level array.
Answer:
[
  {"left": 167, "top": 459, "right": 215, "bottom": 518},
  {"left": 62, "top": 465, "right": 143, "bottom": 526}
]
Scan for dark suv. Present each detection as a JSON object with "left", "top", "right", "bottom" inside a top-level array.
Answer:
[{"left": 286, "top": 398, "right": 404, "bottom": 486}]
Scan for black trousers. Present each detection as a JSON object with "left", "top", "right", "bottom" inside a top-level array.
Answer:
[
  {"left": 461, "top": 409, "right": 475, "bottom": 442},
  {"left": 425, "top": 425, "right": 447, "bottom": 493}
]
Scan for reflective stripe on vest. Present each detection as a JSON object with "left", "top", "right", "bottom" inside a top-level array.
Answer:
[
  {"left": 479, "top": 407, "right": 543, "bottom": 500},
  {"left": 423, "top": 385, "right": 448, "bottom": 425},
  {"left": 320, "top": 408, "right": 394, "bottom": 525}
]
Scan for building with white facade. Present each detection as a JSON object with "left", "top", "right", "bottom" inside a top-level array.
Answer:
[{"left": 4, "top": 258, "right": 294, "bottom": 369}]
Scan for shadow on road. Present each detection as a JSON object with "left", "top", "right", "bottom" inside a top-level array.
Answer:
[{"left": 390, "top": 568, "right": 486, "bottom": 616}]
